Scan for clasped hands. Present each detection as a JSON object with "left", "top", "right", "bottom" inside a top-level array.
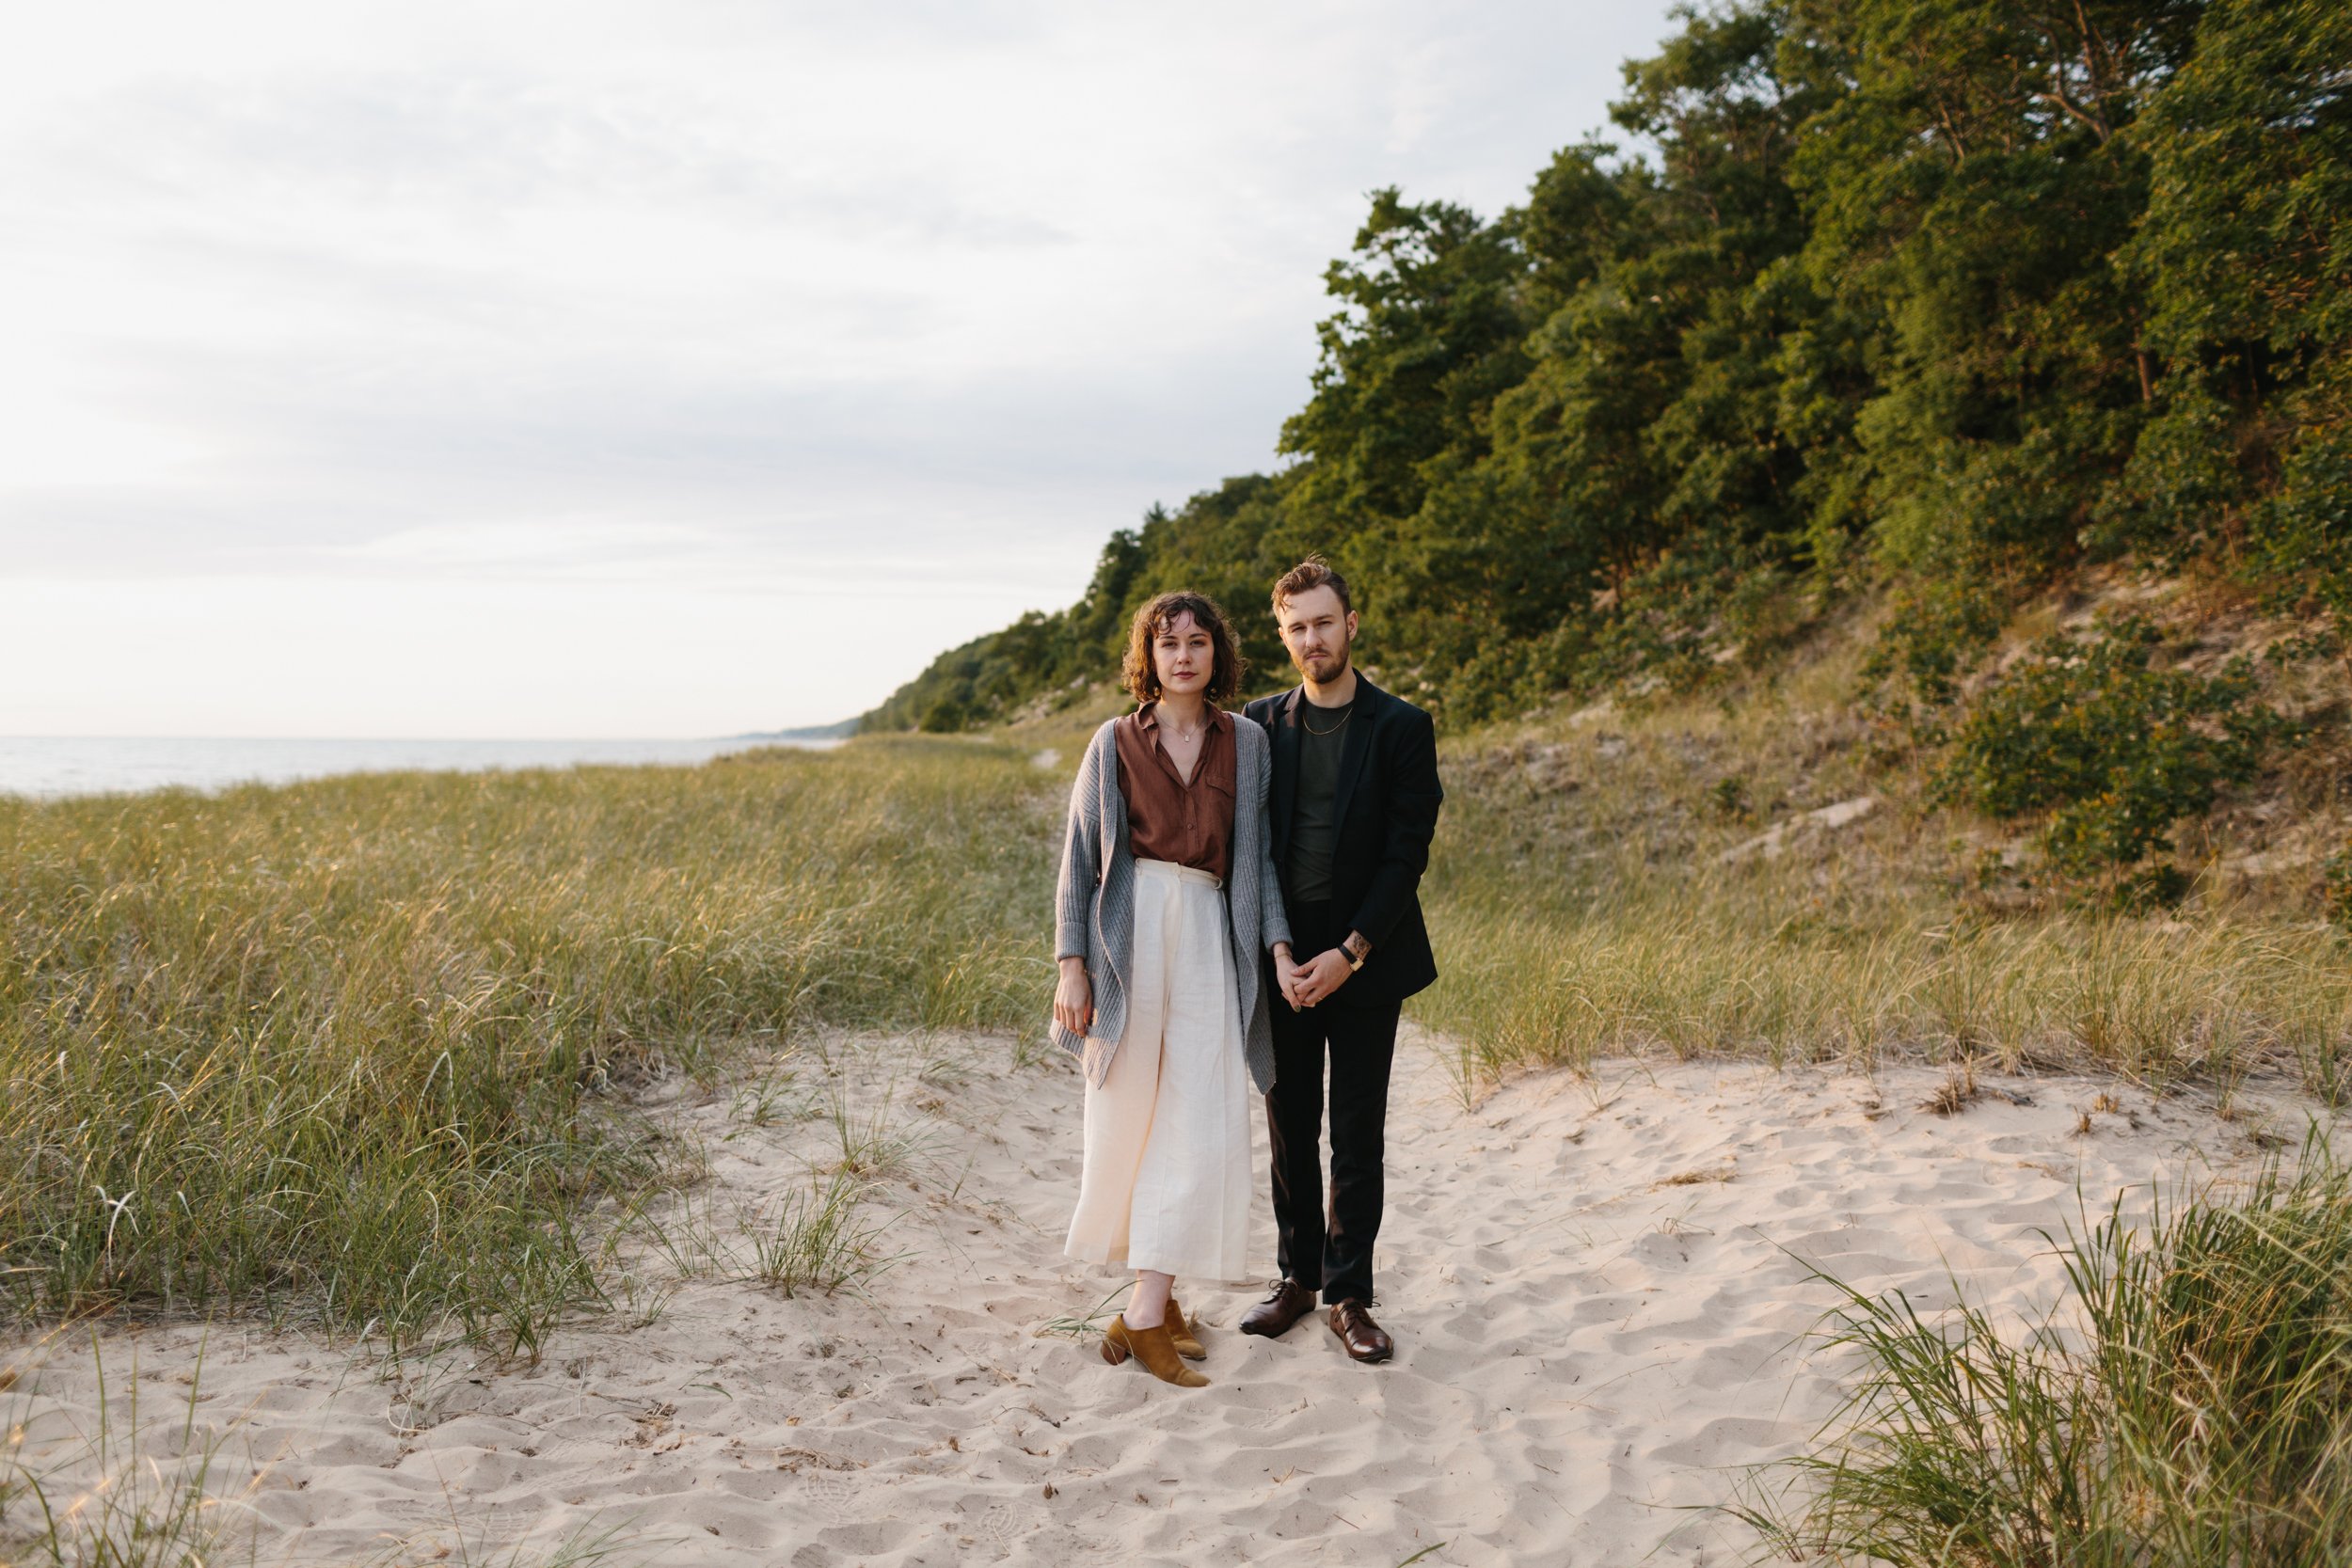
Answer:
[
  {"left": 1275, "top": 938, "right": 1364, "bottom": 1011},
  {"left": 1053, "top": 936, "right": 1366, "bottom": 1035}
]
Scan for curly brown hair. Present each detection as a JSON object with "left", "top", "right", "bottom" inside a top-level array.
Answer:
[{"left": 1120, "top": 591, "right": 1245, "bottom": 706}]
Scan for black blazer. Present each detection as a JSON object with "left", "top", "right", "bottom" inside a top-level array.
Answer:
[{"left": 1243, "top": 674, "right": 1444, "bottom": 1006}]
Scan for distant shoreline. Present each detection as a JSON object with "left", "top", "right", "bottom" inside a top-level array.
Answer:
[
  {"left": 727, "top": 716, "right": 860, "bottom": 742},
  {"left": 0, "top": 733, "right": 847, "bottom": 801}
]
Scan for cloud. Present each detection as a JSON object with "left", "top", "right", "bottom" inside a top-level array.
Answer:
[
  {"left": 336, "top": 519, "right": 716, "bottom": 569},
  {"left": 36, "top": 71, "right": 1079, "bottom": 249},
  {"left": 0, "top": 0, "right": 1694, "bottom": 733}
]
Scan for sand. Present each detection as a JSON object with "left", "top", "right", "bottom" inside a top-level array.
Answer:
[{"left": 3, "top": 1029, "right": 2328, "bottom": 1567}]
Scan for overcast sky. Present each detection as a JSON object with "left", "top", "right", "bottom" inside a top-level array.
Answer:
[{"left": 2, "top": 1, "right": 1686, "bottom": 737}]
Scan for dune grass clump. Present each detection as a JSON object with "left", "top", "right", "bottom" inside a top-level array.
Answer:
[
  {"left": 0, "top": 738, "right": 1057, "bottom": 1351},
  {"left": 1745, "top": 1136, "right": 2352, "bottom": 1565},
  {"left": 609, "top": 1164, "right": 900, "bottom": 1305},
  {"left": 1427, "top": 880, "right": 2352, "bottom": 1096},
  {"left": 1415, "top": 664, "right": 2352, "bottom": 1097},
  {"left": 746, "top": 1171, "right": 897, "bottom": 1298}
]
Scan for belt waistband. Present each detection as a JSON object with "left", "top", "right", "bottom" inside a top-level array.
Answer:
[{"left": 1135, "top": 857, "right": 1222, "bottom": 889}]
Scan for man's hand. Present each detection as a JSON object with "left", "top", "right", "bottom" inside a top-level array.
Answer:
[
  {"left": 1053, "top": 956, "right": 1093, "bottom": 1036},
  {"left": 1293, "top": 948, "right": 1355, "bottom": 1007}
]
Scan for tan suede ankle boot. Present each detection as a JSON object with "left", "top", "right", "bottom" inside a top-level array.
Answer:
[
  {"left": 1100, "top": 1314, "right": 1209, "bottom": 1387},
  {"left": 1165, "top": 1295, "right": 1206, "bottom": 1361}
]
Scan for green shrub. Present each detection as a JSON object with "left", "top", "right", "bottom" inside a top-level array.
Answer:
[
  {"left": 1864, "top": 581, "right": 2004, "bottom": 716},
  {"left": 917, "top": 683, "right": 979, "bottom": 733},
  {"left": 2325, "top": 841, "right": 2352, "bottom": 931},
  {"left": 1708, "top": 775, "right": 1754, "bottom": 822},
  {"left": 1934, "top": 616, "right": 2296, "bottom": 887}
]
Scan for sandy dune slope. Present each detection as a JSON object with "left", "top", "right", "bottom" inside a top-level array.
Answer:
[{"left": 4, "top": 1030, "right": 2326, "bottom": 1566}]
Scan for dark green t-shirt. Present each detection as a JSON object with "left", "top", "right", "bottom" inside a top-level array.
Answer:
[{"left": 1286, "top": 697, "right": 1355, "bottom": 902}]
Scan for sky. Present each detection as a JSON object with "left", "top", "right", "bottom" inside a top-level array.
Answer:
[{"left": 1, "top": 1, "right": 1688, "bottom": 737}]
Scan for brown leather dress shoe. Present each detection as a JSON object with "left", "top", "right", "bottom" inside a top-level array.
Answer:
[
  {"left": 1327, "top": 1299, "right": 1393, "bottom": 1363},
  {"left": 1238, "top": 1278, "right": 1317, "bottom": 1338}
]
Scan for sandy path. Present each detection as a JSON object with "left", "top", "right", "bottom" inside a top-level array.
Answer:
[{"left": 3, "top": 1030, "right": 2324, "bottom": 1566}]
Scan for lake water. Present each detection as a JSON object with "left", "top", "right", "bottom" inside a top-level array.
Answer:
[{"left": 0, "top": 736, "right": 841, "bottom": 800}]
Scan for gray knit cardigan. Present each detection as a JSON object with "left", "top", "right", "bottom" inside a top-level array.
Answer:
[{"left": 1050, "top": 715, "right": 1293, "bottom": 1093}]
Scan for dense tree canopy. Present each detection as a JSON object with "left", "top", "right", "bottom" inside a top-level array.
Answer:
[{"left": 866, "top": 0, "right": 2350, "bottom": 734}]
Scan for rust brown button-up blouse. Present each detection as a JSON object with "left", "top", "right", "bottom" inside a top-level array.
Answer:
[{"left": 1113, "top": 702, "right": 1236, "bottom": 883}]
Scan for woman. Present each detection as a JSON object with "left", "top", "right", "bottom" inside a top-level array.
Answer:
[{"left": 1051, "top": 590, "right": 1293, "bottom": 1388}]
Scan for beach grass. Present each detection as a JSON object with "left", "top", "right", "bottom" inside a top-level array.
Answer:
[
  {"left": 0, "top": 1333, "right": 252, "bottom": 1568},
  {"left": 1, "top": 1331, "right": 650, "bottom": 1568},
  {"left": 744, "top": 1170, "right": 899, "bottom": 1298},
  {"left": 1412, "top": 651, "right": 2352, "bottom": 1101},
  {"left": 1424, "top": 873, "right": 2352, "bottom": 1099},
  {"left": 1740, "top": 1133, "right": 2352, "bottom": 1565},
  {"left": 1001, "top": 665, "right": 2350, "bottom": 1101},
  {"left": 0, "top": 738, "right": 1057, "bottom": 1352},
  {"left": 5, "top": 681, "right": 2345, "bottom": 1355}
]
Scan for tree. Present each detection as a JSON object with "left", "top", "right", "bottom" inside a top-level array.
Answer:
[
  {"left": 2119, "top": 0, "right": 2352, "bottom": 650},
  {"left": 860, "top": 0, "right": 2348, "bottom": 736}
]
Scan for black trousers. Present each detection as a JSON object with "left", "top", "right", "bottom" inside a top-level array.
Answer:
[{"left": 1263, "top": 899, "right": 1401, "bottom": 1307}]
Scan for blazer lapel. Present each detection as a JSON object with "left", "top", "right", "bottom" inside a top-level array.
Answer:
[
  {"left": 1271, "top": 686, "right": 1303, "bottom": 861},
  {"left": 1328, "top": 675, "right": 1380, "bottom": 841}
]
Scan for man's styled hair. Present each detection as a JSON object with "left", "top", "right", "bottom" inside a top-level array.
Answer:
[
  {"left": 1121, "top": 591, "right": 1246, "bottom": 706},
  {"left": 1271, "top": 556, "right": 1353, "bottom": 618}
]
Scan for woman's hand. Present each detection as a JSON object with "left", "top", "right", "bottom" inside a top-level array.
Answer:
[
  {"left": 1272, "top": 942, "right": 1305, "bottom": 1011},
  {"left": 1054, "top": 956, "right": 1094, "bottom": 1036}
]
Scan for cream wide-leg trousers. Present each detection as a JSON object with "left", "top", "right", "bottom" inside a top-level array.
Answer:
[{"left": 1063, "top": 858, "right": 1253, "bottom": 1283}]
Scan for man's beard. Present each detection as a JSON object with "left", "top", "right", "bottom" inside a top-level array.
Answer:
[{"left": 1294, "top": 643, "right": 1351, "bottom": 681}]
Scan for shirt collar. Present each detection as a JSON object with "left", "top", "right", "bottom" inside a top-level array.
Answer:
[{"left": 1137, "top": 701, "right": 1231, "bottom": 734}]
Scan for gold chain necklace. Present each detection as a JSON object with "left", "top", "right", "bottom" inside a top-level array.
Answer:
[{"left": 1302, "top": 705, "right": 1353, "bottom": 737}]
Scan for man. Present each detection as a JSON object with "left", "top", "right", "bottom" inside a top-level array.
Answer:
[{"left": 1241, "top": 557, "right": 1443, "bottom": 1363}]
